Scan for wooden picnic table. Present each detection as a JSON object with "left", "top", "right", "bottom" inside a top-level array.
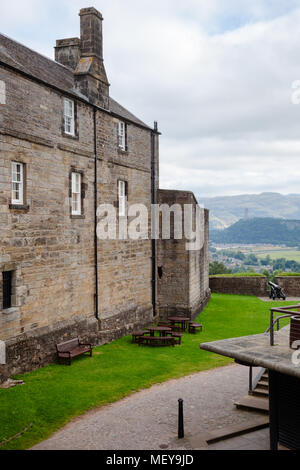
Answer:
[
  {"left": 168, "top": 317, "right": 190, "bottom": 332},
  {"left": 146, "top": 326, "right": 172, "bottom": 337}
]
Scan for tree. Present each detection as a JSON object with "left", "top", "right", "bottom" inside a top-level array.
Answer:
[
  {"left": 261, "top": 255, "right": 272, "bottom": 266},
  {"left": 245, "top": 254, "right": 259, "bottom": 265},
  {"left": 209, "top": 262, "right": 232, "bottom": 275}
]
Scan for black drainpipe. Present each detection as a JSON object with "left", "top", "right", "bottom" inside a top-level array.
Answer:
[
  {"left": 93, "top": 107, "right": 99, "bottom": 320},
  {"left": 151, "top": 122, "right": 158, "bottom": 317}
]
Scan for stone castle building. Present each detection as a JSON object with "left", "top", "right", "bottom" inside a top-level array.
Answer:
[{"left": 0, "top": 7, "right": 210, "bottom": 379}]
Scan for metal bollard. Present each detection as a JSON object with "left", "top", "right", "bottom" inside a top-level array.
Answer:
[{"left": 178, "top": 398, "right": 184, "bottom": 439}]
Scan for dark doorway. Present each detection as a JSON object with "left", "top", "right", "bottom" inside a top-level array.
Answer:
[{"left": 3, "top": 271, "right": 12, "bottom": 310}]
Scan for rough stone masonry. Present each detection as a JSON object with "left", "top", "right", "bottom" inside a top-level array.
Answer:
[{"left": 0, "top": 7, "right": 210, "bottom": 381}]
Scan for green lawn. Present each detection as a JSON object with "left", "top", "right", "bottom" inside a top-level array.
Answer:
[
  {"left": 256, "top": 250, "right": 300, "bottom": 263},
  {"left": 0, "top": 294, "right": 291, "bottom": 450}
]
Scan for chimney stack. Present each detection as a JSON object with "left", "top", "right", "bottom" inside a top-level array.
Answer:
[
  {"left": 55, "top": 38, "right": 81, "bottom": 70},
  {"left": 79, "top": 7, "right": 103, "bottom": 59},
  {"left": 75, "top": 7, "right": 110, "bottom": 109},
  {"left": 54, "top": 7, "right": 110, "bottom": 109}
]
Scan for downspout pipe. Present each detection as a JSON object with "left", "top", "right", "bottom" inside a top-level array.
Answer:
[
  {"left": 93, "top": 107, "right": 99, "bottom": 320},
  {"left": 151, "top": 121, "right": 158, "bottom": 317}
]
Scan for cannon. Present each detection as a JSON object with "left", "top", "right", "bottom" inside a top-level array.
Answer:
[{"left": 268, "top": 281, "right": 286, "bottom": 301}]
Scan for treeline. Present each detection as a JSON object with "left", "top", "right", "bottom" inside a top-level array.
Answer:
[
  {"left": 209, "top": 257, "right": 300, "bottom": 276},
  {"left": 211, "top": 217, "right": 300, "bottom": 245},
  {"left": 217, "top": 248, "right": 300, "bottom": 272}
]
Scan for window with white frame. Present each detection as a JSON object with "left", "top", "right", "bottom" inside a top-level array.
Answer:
[
  {"left": 71, "top": 172, "right": 81, "bottom": 215},
  {"left": 118, "top": 180, "right": 127, "bottom": 217},
  {"left": 64, "top": 98, "right": 75, "bottom": 136},
  {"left": 11, "top": 162, "right": 24, "bottom": 205},
  {"left": 0, "top": 81, "right": 6, "bottom": 105},
  {"left": 118, "top": 121, "right": 126, "bottom": 151}
]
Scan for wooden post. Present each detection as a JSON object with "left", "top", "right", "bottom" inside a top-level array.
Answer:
[
  {"left": 269, "top": 370, "right": 279, "bottom": 451},
  {"left": 178, "top": 399, "right": 184, "bottom": 439}
]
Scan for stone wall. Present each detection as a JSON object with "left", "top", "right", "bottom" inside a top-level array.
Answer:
[
  {"left": 0, "top": 308, "right": 153, "bottom": 382},
  {"left": 210, "top": 276, "right": 268, "bottom": 296},
  {"left": 275, "top": 277, "right": 300, "bottom": 297},
  {"left": 95, "top": 110, "right": 155, "bottom": 330},
  {"left": 0, "top": 131, "right": 95, "bottom": 342},
  {"left": 0, "top": 65, "right": 155, "bottom": 379},
  {"left": 156, "top": 190, "right": 210, "bottom": 320},
  {"left": 0, "top": 8, "right": 210, "bottom": 381}
]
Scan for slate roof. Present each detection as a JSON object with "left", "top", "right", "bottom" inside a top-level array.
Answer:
[{"left": 0, "top": 32, "right": 151, "bottom": 130}]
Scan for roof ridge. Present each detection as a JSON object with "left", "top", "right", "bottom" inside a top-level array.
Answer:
[
  {"left": 0, "top": 32, "right": 152, "bottom": 131},
  {"left": 0, "top": 32, "right": 71, "bottom": 72}
]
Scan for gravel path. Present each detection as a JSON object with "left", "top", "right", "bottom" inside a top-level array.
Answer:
[{"left": 32, "top": 364, "right": 264, "bottom": 450}]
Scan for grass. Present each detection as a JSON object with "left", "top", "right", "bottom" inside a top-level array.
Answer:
[
  {"left": 0, "top": 293, "right": 292, "bottom": 450},
  {"left": 256, "top": 250, "right": 300, "bottom": 263},
  {"left": 276, "top": 272, "right": 300, "bottom": 276},
  {"left": 210, "top": 273, "right": 265, "bottom": 277}
]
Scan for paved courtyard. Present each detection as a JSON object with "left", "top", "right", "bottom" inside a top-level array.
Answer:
[
  {"left": 32, "top": 364, "right": 270, "bottom": 450},
  {"left": 258, "top": 297, "right": 300, "bottom": 302}
]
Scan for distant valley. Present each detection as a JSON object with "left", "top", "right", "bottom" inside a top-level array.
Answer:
[
  {"left": 200, "top": 192, "right": 300, "bottom": 230},
  {"left": 210, "top": 217, "right": 300, "bottom": 246}
]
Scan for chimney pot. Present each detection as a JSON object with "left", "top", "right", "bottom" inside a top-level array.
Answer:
[
  {"left": 79, "top": 7, "right": 103, "bottom": 20},
  {"left": 55, "top": 37, "right": 81, "bottom": 70},
  {"left": 79, "top": 7, "right": 104, "bottom": 59}
]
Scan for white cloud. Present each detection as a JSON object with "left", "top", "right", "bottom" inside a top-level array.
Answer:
[
  {"left": 1, "top": 0, "right": 40, "bottom": 24},
  {"left": 1, "top": 0, "right": 300, "bottom": 197}
]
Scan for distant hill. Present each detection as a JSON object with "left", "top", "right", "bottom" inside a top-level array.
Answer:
[
  {"left": 200, "top": 192, "right": 300, "bottom": 230},
  {"left": 210, "top": 218, "right": 300, "bottom": 245}
]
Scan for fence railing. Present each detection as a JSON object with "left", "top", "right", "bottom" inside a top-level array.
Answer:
[
  {"left": 266, "top": 304, "right": 300, "bottom": 346},
  {"left": 248, "top": 304, "right": 300, "bottom": 393}
]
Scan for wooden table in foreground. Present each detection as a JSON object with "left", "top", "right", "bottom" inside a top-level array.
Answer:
[
  {"left": 168, "top": 317, "right": 190, "bottom": 332},
  {"left": 146, "top": 326, "right": 172, "bottom": 337}
]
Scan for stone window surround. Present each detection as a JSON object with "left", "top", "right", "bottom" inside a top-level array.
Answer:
[
  {"left": 117, "top": 179, "right": 128, "bottom": 218},
  {"left": 117, "top": 120, "right": 128, "bottom": 153},
  {"left": 11, "top": 161, "right": 24, "bottom": 205},
  {"left": 69, "top": 166, "right": 86, "bottom": 219},
  {"left": 0, "top": 80, "right": 6, "bottom": 105},
  {"left": 9, "top": 160, "right": 29, "bottom": 211},
  {"left": 62, "top": 97, "right": 79, "bottom": 140},
  {"left": 0, "top": 263, "right": 24, "bottom": 316}
]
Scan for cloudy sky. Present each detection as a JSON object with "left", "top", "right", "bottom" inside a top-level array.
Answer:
[{"left": 2, "top": 0, "right": 300, "bottom": 199}]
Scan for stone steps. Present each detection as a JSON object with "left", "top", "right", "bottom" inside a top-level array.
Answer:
[
  {"left": 235, "top": 395, "right": 269, "bottom": 413},
  {"left": 205, "top": 417, "right": 269, "bottom": 445},
  {"left": 256, "top": 382, "right": 269, "bottom": 390},
  {"left": 188, "top": 417, "right": 269, "bottom": 448},
  {"left": 260, "top": 376, "right": 269, "bottom": 383},
  {"left": 251, "top": 390, "right": 269, "bottom": 398}
]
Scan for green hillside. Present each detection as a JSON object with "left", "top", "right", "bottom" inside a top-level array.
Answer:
[
  {"left": 201, "top": 192, "right": 300, "bottom": 230},
  {"left": 211, "top": 217, "right": 300, "bottom": 245}
]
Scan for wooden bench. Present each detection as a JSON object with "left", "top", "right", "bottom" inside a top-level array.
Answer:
[
  {"left": 158, "top": 321, "right": 172, "bottom": 328},
  {"left": 170, "top": 325, "right": 182, "bottom": 333},
  {"left": 138, "top": 336, "right": 175, "bottom": 347},
  {"left": 171, "top": 332, "right": 183, "bottom": 345},
  {"left": 188, "top": 323, "right": 203, "bottom": 334},
  {"left": 132, "top": 330, "right": 150, "bottom": 344},
  {"left": 56, "top": 338, "right": 93, "bottom": 366},
  {"left": 132, "top": 331, "right": 147, "bottom": 344}
]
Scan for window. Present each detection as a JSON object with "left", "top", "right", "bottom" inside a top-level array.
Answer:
[
  {"left": 2, "top": 271, "right": 12, "bottom": 310},
  {"left": 0, "top": 81, "right": 6, "bottom": 105},
  {"left": 118, "top": 121, "right": 127, "bottom": 151},
  {"left": 64, "top": 98, "right": 75, "bottom": 136},
  {"left": 11, "top": 162, "right": 24, "bottom": 205},
  {"left": 118, "top": 180, "right": 127, "bottom": 217},
  {"left": 71, "top": 172, "right": 81, "bottom": 215}
]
